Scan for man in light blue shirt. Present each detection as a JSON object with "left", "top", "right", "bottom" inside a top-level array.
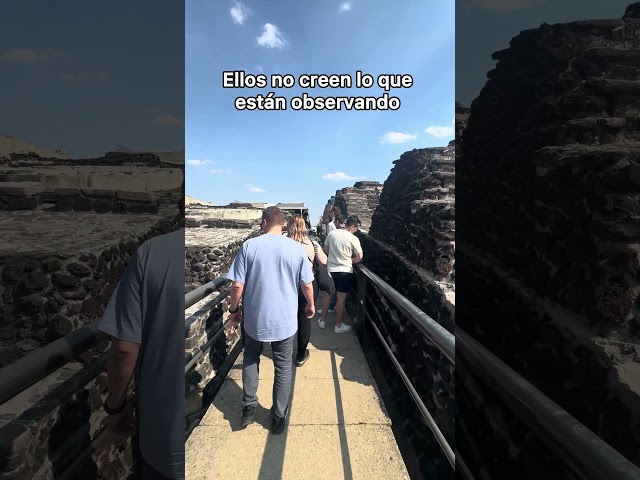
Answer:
[{"left": 226, "top": 206, "right": 315, "bottom": 434}]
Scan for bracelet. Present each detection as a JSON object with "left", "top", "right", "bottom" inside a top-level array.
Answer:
[
  {"left": 104, "top": 398, "right": 127, "bottom": 415},
  {"left": 229, "top": 306, "right": 239, "bottom": 314}
]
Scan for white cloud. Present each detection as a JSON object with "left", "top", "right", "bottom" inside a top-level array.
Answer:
[
  {"left": 187, "top": 159, "right": 214, "bottom": 166},
  {"left": 249, "top": 185, "right": 265, "bottom": 192},
  {"left": 210, "top": 168, "right": 232, "bottom": 175},
  {"left": 380, "top": 132, "right": 417, "bottom": 144},
  {"left": 321, "top": 172, "right": 366, "bottom": 181},
  {"left": 339, "top": 2, "right": 352, "bottom": 12},
  {"left": 425, "top": 125, "right": 455, "bottom": 138},
  {"left": 257, "top": 24, "right": 286, "bottom": 49},
  {"left": 230, "top": 1, "right": 249, "bottom": 25}
]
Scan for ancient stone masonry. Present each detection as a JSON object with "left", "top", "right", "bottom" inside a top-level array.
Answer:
[
  {"left": 354, "top": 146, "right": 455, "bottom": 478},
  {"left": 3, "top": 151, "right": 177, "bottom": 168},
  {"left": 332, "top": 181, "right": 383, "bottom": 231},
  {"left": 185, "top": 227, "right": 260, "bottom": 291},
  {"left": 369, "top": 147, "right": 455, "bottom": 282},
  {"left": 0, "top": 153, "right": 183, "bottom": 479},
  {"left": 53, "top": 188, "right": 160, "bottom": 214},
  {"left": 457, "top": 4, "right": 640, "bottom": 477}
]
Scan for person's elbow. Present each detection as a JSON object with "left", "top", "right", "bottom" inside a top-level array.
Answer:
[{"left": 110, "top": 338, "right": 140, "bottom": 357}]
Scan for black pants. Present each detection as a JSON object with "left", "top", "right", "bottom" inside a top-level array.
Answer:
[{"left": 297, "top": 280, "right": 317, "bottom": 360}]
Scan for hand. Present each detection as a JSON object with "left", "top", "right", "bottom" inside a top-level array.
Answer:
[
  {"left": 229, "top": 310, "right": 243, "bottom": 327},
  {"left": 305, "top": 303, "right": 315, "bottom": 319},
  {"left": 106, "top": 401, "right": 135, "bottom": 447}
]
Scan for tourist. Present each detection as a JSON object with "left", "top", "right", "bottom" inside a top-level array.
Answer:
[
  {"left": 321, "top": 215, "right": 363, "bottom": 333},
  {"left": 287, "top": 214, "right": 329, "bottom": 366},
  {"left": 99, "top": 188, "right": 185, "bottom": 479},
  {"left": 226, "top": 206, "right": 315, "bottom": 434},
  {"left": 317, "top": 214, "right": 346, "bottom": 318}
]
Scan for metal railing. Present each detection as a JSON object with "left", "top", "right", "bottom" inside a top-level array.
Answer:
[
  {"left": 354, "top": 263, "right": 640, "bottom": 480},
  {"left": 456, "top": 328, "right": 640, "bottom": 480},
  {"left": 353, "top": 264, "right": 456, "bottom": 469},
  {"left": 184, "top": 277, "right": 232, "bottom": 373},
  {"left": 0, "top": 275, "right": 231, "bottom": 480}
]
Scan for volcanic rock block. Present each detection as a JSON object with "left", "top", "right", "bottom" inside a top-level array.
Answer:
[
  {"left": 456, "top": 4, "right": 640, "bottom": 476},
  {"left": 332, "top": 182, "right": 383, "bottom": 231},
  {"left": 0, "top": 181, "right": 44, "bottom": 210},
  {"left": 370, "top": 147, "right": 455, "bottom": 281}
]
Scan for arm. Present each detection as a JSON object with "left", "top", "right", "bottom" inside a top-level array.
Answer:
[
  {"left": 300, "top": 281, "right": 314, "bottom": 306},
  {"left": 228, "top": 281, "right": 245, "bottom": 326},
  {"left": 313, "top": 241, "right": 328, "bottom": 265},
  {"left": 352, "top": 237, "right": 364, "bottom": 265},
  {"left": 106, "top": 339, "right": 140, "bottom": 410},
  {"left": 98, "top": 251, "right": 144, "bottom": 442}
]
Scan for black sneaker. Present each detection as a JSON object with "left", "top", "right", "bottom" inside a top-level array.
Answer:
[
  {"left": 240, "top": 405, "right": 256, "bottom": 428},
  {"left": 295, "top": 349, "right": 310, "bottom": 367},
  {"left": 271, "top": 404, "right": 289, "bottom": 435}
]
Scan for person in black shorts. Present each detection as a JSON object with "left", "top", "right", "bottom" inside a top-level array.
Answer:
[{"left": 323, "top": 215, "right": 363, "bottom": 333}]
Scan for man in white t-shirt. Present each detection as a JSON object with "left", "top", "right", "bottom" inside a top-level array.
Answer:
[{"left": 320, "top": 215, "right": 363, "bottom": 333}]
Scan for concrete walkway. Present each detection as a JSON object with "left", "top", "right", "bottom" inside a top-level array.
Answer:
[{"left": 186, "top": 314, "right": 410, "bottom": 480}]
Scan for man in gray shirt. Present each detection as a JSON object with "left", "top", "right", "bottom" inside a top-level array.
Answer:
[
  {"left": 226, "top": 206, "right": 315, "bottom": 434},
  {"left": 99, "top": 202, "right": 185, "bottom": 479}
]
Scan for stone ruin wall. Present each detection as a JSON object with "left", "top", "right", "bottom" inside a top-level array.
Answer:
[
  {"left": 0, "top": 154, "right": 184, "bottom": 479},
  {"left": 185, "top": 230, "right": 260, "bottom": 291},
  {"left": 457, "top": 5, "right": 640, "bottom": 477},
  {"left": 331, "top": 181, "right": 383, "bottom": 231},
  {"left": 357, "top": 145, "right": 455, "bottom": 477}
]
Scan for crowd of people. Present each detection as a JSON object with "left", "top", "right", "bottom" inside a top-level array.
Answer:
[
  {"left": 96, "top": 201, "right": 363, "bottom": 478},
  {"left": 226, "top": 206, "right": 363, "bottom": 433}
]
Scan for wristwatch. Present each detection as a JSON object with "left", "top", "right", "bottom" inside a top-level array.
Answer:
[{"left": 104, "top": 398, "right": 127, "bottom": 415}]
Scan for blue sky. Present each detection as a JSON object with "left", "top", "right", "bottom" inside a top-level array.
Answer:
[
  {"left": 456, "top": 0, "right": 631, "bottom": 106},
  {"left": 186, "top": 0, "right": 455, "bottom": 223},
  {"left": 0, "top": 0, "right": 184, "bottom": 158}
]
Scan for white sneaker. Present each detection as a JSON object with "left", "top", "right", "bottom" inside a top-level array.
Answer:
[
  {"left": 334, "top": 324, "right": 352, "bottom": 334},
  {"left": 328, "top": 308, "right": 335, "bottom": 314},
  {"left": 317, "top": 319, "right": 326, "bottom": 329},
  {"left": 316, "top": 309, "right": 323, "bottom": 314}
]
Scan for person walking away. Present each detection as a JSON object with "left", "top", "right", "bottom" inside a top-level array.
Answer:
[
  {"left": 99, "top": 201, "right": 185, "bottom": 479},
  {"left": 287, "top": 214, "right": 328, "bottom": 366},
  {"left": 226, "top": 207, "right": 315, "bottom": 434},
  {"left": 321, "top": 215, "right": 363, "bottom": 333},
  {"left": 317, "top": 215, "right": 347, "bottom": 319}
]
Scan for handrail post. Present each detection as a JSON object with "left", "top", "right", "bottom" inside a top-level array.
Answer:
[{"left": 355, "top": 265, "right": 367, "bottom": 342}]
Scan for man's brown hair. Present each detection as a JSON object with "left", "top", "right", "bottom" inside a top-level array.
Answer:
[{"left": 262, "top": 206, "right": 285, "bottom": 226}]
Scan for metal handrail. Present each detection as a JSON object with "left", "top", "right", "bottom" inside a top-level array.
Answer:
[
  {"left": 61, "top": 279, "right": 230, "bottom": 479},
  {"left": 457, "top": 328, "right": 640, "bottom": 480},
  {"left": 354, "top": 263, "right": 456, "bottom": 470},
  {"left": 184, "top": 286, "right": 232, "bottom": 373},
  {"left": 186, "top": 277, "right": 228, "bottom": 310},
  {"left": 363, "top": 308, "right": 455, "bottom": 468},
  {"left": 0, "top": 320, "right": 108, "bottom": 405},
  {"left": 0, "top": 275, "right": 229, "bottom": 407},
  {"left": 355, "top": 264, "right": 455, "bottom": 364}
]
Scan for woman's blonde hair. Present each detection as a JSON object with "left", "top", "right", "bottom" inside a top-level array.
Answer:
[{"left": 288, "top": 214, "right": 308, "bottom": 243}]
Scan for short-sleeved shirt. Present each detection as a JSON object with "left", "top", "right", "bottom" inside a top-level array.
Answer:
[
  {"left": 326, "top": 221, "right": 337, "bottom": 235},
  {"left": 226, "top": 234, "right": 314, "bottom": 342},
  {"left": 98, "top": 229, "right": 185, "bottom": 480},
  {"left": 326, "top": 229, "right": 363, "bottom": 274}
]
